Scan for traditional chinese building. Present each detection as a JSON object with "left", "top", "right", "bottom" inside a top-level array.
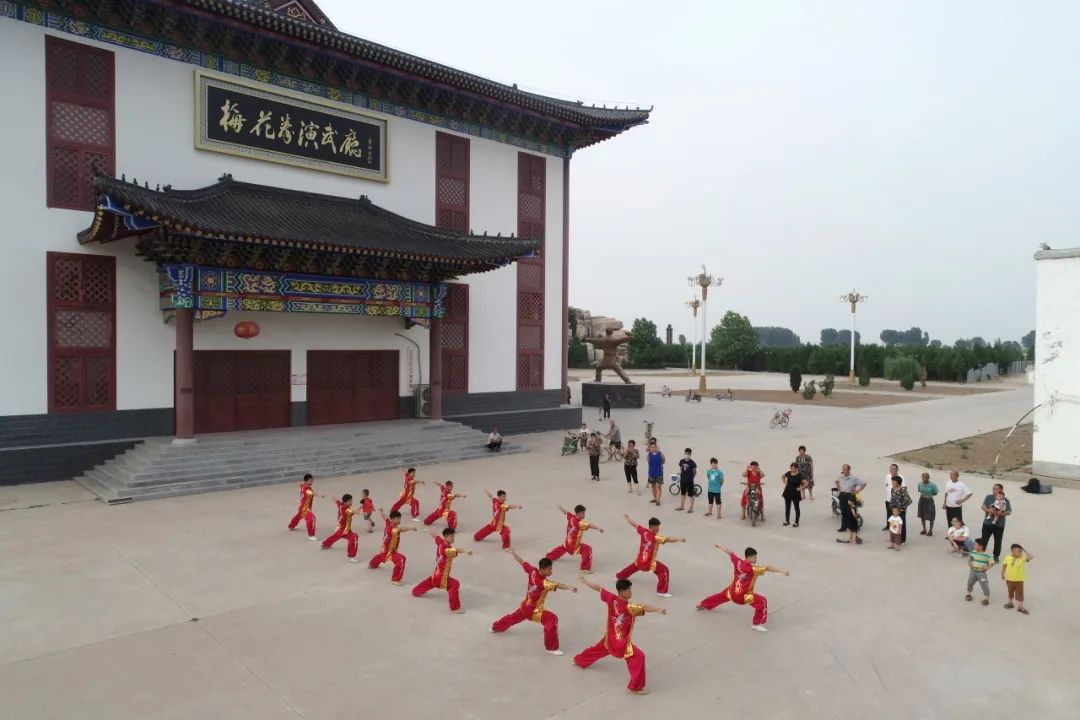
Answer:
[{"left": 0, "top": 0, "right": 650, "bottom": 485}]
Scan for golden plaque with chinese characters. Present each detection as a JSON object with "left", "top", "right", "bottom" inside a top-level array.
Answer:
[{"left": 194, "top": 70, "right": 388, "bottom": 182}]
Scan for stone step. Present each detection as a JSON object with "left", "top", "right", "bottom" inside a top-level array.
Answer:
[{"left": 75, "top": 420, "right": 528, "bottom": 503}]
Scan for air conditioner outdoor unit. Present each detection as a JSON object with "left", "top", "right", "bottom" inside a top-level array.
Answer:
[{"left": 415, "top": 384, "right": 431, "bottom": 418}]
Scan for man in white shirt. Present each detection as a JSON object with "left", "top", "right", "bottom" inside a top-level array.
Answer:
[
  {"left": 942, "top": 470, "right": 973, "bottom": 525},
  {"left": 882, "top": 463, "right": 906, "bottom": 531},
  {"left": 487, "top": 428, "right": 503, "bottom": 452}
]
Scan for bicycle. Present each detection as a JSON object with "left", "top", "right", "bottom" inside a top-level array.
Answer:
[
  {"left": 685, "top": 390, "right": 702, "bottom": 403},
  {"left": 560, "top": 431, "right": 580, "bottom": 456},
  {"left": 715, "top": 389, "right": 735, "bottom": 401},
  {"left": 601, "top": 438, "right": 625, "bottom": 463},
  {"left": 769, "top": 408, "right": 792, "bottom": 429},
  {"left": 668, "top": 472, "right": 702, "bottom": 497}
]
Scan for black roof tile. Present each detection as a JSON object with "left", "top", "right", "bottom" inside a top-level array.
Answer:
[{"left": 79, "top": 174, "right": 539, "bottom": 265}]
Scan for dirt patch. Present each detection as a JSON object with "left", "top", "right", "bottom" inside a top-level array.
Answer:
[
  {"left": 651, "top": 388, "right": 927, "bottom": 409},
  {"left": 891, "top": 425, "right": 1033, "bottom": 475},
  {"left": 830, "top": 381, "right": 1004, "bottom": 396}
]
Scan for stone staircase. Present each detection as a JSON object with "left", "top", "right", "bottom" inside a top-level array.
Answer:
[{"left": 74, "top": 420, "right": 526, "bottom": 504}]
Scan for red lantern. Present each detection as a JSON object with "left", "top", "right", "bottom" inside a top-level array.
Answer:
[{"left": 234, "top": 320, "right": 260, "bottom": 339}]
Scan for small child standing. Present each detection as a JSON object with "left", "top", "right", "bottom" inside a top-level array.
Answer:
[
  {"left": 705, "top": 459, "right": 724, "bottom": 519},
  {"left": 887, "top": 505, "right": 904, "bottom": 550},
  {"left": 965, "top": 538, "right": 994, "bottom": 605},
  {"left": 361, "top": 489, "right": 376, "bottom": 533},
  {"left": 1002, "top": 543, "right": 1034, "bottom": 615}
]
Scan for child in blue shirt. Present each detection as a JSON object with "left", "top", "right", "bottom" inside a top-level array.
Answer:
[{"left": 705, "top": 458, "right": 724, "bottom": 519}]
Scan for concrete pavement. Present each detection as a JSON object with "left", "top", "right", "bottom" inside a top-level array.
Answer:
[{"left": 0, "top": 378, "right": 1072, "bottom": 720}]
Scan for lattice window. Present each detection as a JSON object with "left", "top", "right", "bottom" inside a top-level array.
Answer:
[
  {"left": 518, "top": 292, "right": 544, "bottom": 323},
  {"left": 440, "top": 283, "right": 469, "bottom": 394},
  {"left": 517, "top": 262, "right": 543, "bottom": 290},
  {"left": 516, "top": 153, "right": 546, "bottom": 391},
  {"left": 435, "top": 132, "right": 469, "bottom": 233},
  {"left": 46, "top": 36, "right": 114, "bottom": 211},
  {"left": 519, "top": 325, "right": 543, "bottom": 351},
  {"left": 47, "top": 252, "right": 115, "bottom": 412},
  {"left": 443, "top": 323, "right": 466, "bottom": 350}
]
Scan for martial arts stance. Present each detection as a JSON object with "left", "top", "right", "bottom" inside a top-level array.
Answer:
[
  {"left": 321, "top": 493, "right": 361, "bottom": 562},
  {"left": 287, "top": 473, "right": 323, "bottom": 539},
  {"left": 390, "top": 467, "right": 425, "bottom": 520},
  {"left": 368, "top": 509, "right": 417, "bottom": 584},
  {"left": 491, "top": 548, "right": 577, "bottom": 655},
  {"left": 412, "top": 527, "right": 472, "bottom": 613},
  {"left": 423, "top": 480, "right": 466, "bottom": 530},
  {"left": 615, "top": 514, "right": 686, "bottom": 597},
  {"left": 696, "top": 544, "right": 789, "bottom": 632},
  {"left": 473, "top": 488, "right": 522, "bottom": 549},
  {"left": 573, "top": 576, "right": 666, "bottom": 695},
  {"left": 546, "top": 504, "right": 604, "bottom": 573}
]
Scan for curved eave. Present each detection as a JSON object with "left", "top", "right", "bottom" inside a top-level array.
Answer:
[{"left": 79, "top": 198, "right": 540, "bottom": 268}]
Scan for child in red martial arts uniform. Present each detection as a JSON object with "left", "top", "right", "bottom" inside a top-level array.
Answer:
[
  {"left": 390, "top": 467, "right": 425, "bottom": 521},
  {"left": 546, "top": 504, "right": 604, "bottom": 573},
  {"left": 423, "top": 480, "right": 467, "bottom": 530},
  {"left": 368, "top": 509, "right": 417, "bottom": 584},
  {"left": 321, "top": 494, "right": 361, "bottom": 562},
  {"left": 573, "top": 576, "right": 666, "bottom": 695},
  {"left": 287, "top": 473, "right": 324, "bottom": 539},
  {"left": 615, "top": 514, "right": 686, "bottom": 597},
  {"left": 473, "top": 489, "right": 522, "bottom": 549},
  {"left": 491, "top": 548, "right": 577, "bottom": 655},
  {"left": 696, "top": 544, "right": 789, "bottom": 632},
  {"left": 412, "top": 527, "right": 472, "bottom": 613}
]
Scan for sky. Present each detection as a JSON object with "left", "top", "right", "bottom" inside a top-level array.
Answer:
[{"left": 320, "top": 0, "right": 1080, "bottom": 346}]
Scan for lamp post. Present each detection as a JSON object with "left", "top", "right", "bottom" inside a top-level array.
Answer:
[
  {"left": 689, "top": 266, "right": 723, "bottom": 393},
  {"left": 840, "top": 290, "right": 868, "bottom": 383},
  {"left": 685, "top": 296, "right": 701, "bottom": 374}
]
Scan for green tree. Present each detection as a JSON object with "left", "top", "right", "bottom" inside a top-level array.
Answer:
[
  {"left": 709, "top": 311, "right": 760, "bottom": 369},
  {"left": 822, "top": 374, "right": 835, "bottom": 397},
  {"left": 789, "top": 365, "right": 802, "bottom": 393},
  {"left": 627, "top": 318, "right": 663, "bottom": 368},
  {"left": 858, "top": 365, "right": 871, "bottom": 386},
  {"left": 899, "top": 370, "right": 915, "bottom": 391}
]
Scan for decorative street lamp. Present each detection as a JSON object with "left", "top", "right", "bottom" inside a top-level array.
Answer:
[
  {"left": 689, "top": 266, "right": 723, "bottom": 393},
  {"left": 685, "top": 295, "right": 701, "bottom": 374},
  {"left": 840, "top": 290, "right": 868, "bottom": 383}
]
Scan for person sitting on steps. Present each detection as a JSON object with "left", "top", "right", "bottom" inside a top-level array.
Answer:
[{"left": 487, "top": 428, "right": 503, "bottom": 452}]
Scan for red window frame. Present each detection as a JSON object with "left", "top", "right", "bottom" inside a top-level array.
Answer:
[
  {"left": 435, "top": 132, "right": 470, "bottom": 233},
  {"left": 45, "top": 36, "right": 115, "bottom": 211},
  {"left": 47, "top": 252, "right": 117, "bottom": 413},
  {"left": 441, "top": 283, "right": 469, "bottom": 395},
  {"left": 516, "top": 152, "right": 546, "bottom": 390}
]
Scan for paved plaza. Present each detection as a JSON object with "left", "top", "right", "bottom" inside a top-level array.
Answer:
[{"left": 1, "top": 374, "right": 1073, "bottom": 719}]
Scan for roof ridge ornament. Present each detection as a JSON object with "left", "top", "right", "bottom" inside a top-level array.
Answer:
[{"left": 218, "top": 173, "right": 234, "bottom": 183}]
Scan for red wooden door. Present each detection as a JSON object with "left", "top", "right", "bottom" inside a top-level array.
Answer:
[
  {"left": 306, "top": 350, "right": 399, "bottom": 425},
  {"left": 193, "top": 351, "right": 290, "bottom": 433}
]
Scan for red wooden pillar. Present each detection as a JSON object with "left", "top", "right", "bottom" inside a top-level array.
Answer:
[
  {"left": 429, "top": 316, "right": 443, "bottom": 420},
  {"left": 174, "top": 307, "right": 195, "bottom": 442},
  {"left": 561, "top": 155, "right": 571, "bottom": 403}
]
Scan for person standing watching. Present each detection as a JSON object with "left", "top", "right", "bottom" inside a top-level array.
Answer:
[
  {"left": 781, "top": 463, "right": 805, "bottom": 527},
  {"left": 942, "top": 470, "right": 973, "bottom": 525},
  {"left": 587, "top": 433, "right": 602, "bottom": 481},
  {"left": 979, "top": 483, "right": 1012, "bottom": 563},
  {"left": 916, "top": 472, "right": 939, "bottom": 536},
  {"left": 889, "top": 476, "right": 913, "bottom": 545},
  {"left": 602, "top": 393, "right": 612, "bottom": 419},
  {"left": 882, "top": 463, "right": 905, "bottom": 531},
  {"left": 646, "top": 439, "right": 666, "bottom": 506},
  {"left": 795, "top": 446, "right": 814, "bottom": 501},
  {"left": 836, "top": 464, "right": 866, "bottom": 545}
]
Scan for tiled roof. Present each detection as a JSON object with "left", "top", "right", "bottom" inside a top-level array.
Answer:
[
  {"left": 79, "top": 174, "right": 539, "bottom": 265},
  {"left": 181, "top": 0, "right": 652, "bottom": 131}
]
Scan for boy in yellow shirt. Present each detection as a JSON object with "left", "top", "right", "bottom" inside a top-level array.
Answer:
[{"left": 1001, "top": 543, "right": 1034, "bottom": 615}]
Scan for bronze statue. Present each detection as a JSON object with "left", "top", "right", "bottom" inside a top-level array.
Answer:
[{"left": 585, "top": 328, "right": 633, "bottom": 383}]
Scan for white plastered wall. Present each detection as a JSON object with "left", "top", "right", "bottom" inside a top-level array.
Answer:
[
  {"left": 0, "top": 20, "right": 566, "bottom": 416},
  {"left": 1033, "top": 251, "right": 1080, "bottom": 478}
]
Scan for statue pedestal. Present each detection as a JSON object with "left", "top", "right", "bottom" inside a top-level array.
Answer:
[{"left": 582, "top": 382, "right": 645, "bottom": 409}]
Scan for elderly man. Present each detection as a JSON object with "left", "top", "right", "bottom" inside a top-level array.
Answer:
[
  {"left": 607, "top": 419, "right": 622, "bottom": 451},
  {"left": 836, "top": 464, "right": 866, "bottom": 545}
]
